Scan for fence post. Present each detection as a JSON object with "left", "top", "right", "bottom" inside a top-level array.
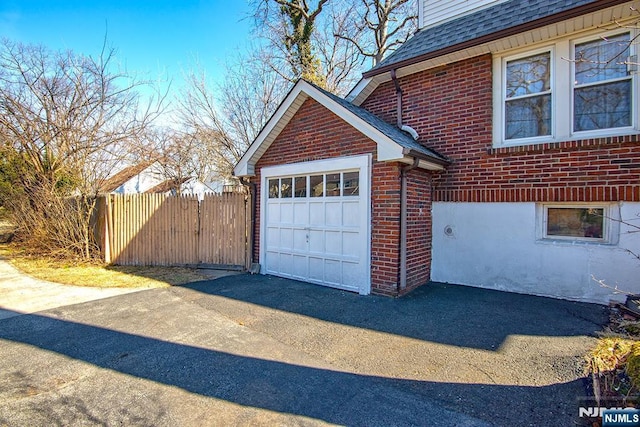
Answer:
[
  {"left": 245, "top": 192, "right": 252, "bottom": 271},
  {"left": 104, "top": 195, "right": 113, "bottom": 264}
]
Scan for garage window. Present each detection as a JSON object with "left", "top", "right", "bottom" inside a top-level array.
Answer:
[
  {"left": 294, "top": 176, "right": 307, "bottom": 197},
  {"left": 326, "top": 173, "right": 340, "bottom": 197},
  {"left": 310, "top": 175, "right": 323, "bottom": 197},
  {"left": 269, "top": 172, "right": 360, "bottom": 198},
  {"left": 268, "top": 179, "right": 279, "bottom": 198},
  {"left": 280, "top": 178, "right": 292, "bottom": 198},
  {"left": 343, "top": 172, "right": 359, "bottom": 195}
]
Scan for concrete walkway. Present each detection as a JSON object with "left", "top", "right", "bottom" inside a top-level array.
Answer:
[{"left": 0, "top": 259, "right": 143, "bottom": 320}]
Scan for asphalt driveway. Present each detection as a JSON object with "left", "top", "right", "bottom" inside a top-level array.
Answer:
[{"left": 0, "top": 273, "right": 607, "bottom": 426}]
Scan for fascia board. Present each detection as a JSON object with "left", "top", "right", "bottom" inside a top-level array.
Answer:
[{"left": 345, "top": 78, "right": 373, "bottom": 104}]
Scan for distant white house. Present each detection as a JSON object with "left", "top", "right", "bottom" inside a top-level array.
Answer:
[{"left": 99, "top": 162, "right": 237, "bottom": 198}]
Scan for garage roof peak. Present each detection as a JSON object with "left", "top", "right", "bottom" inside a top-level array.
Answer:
[{"left": 233, "top": 80, "right": 449, "bottom": 178}]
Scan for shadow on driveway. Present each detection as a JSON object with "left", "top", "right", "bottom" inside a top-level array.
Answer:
[
  {"left": 182, "top": 275, "right": 608, "bottom": 351},
  {"left": 0, "top": 307, "right": 592, "bottom": 427}
]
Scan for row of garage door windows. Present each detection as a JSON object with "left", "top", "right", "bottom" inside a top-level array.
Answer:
[{"left": 268, "top": 171, "right": 360, "bottom": 199}]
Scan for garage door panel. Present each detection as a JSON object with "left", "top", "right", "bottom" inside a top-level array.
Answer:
[
  {"left": 267, "top": 204, "right": 280, "bottom": 223},
  {"left": 292, "top": 255, "right": 307, "bottom": 278},
  {"left": 343, "top": 231, "right": 360, "bottom": 257},
  {"left": 325, "top": 231, "right": 341, "bottom": 255},
  {"left": 280, "top": 202, "right": 293, "bottom": 223},
  {"left": 309, "top": 202, "right": 324, "bottom": 225},
  {"left": 325, "top": 202, "right": 341, "bottom": 226},
  {"left": 279, "top": 253, "right": 293, "bottom": 275},
  {"left": 342, "top": 261, "right": 361, "bottom": 287},
  {"left": 293, "top": 229, "right": 307, "bottom": 251},
  {"left": 267, "top": 227, "right": 280, "bottom": 248},
  {"left": 309, "top": 230, "right": 324, "bottom": 253},
  {"left": 309, "top": 257, "right": 323, "bottom": 281},
  {"left": 293, "top": 203, "right": 308, "bottom": 224},
  {"left": 324, "top": 259, "right": 341, "bottom": 284},
  {"left": 265, "top": 251, "right": 279, "bottom": 272},
  {"left": 280, "top": 228, "right": 293, "bottom": 250},
  {"left": 343, "top": 202, "right": 360, "bottom": 227}
]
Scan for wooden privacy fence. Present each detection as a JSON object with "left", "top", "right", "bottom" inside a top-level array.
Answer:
[{"left": 100, "top": 192, "right": 251, "bottom": 269}]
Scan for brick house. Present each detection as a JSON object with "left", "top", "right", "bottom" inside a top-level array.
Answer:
[{"left": 234, "top": 0, "right": 640, "bottom": 303}]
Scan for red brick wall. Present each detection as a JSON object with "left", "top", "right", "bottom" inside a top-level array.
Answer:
[
  {"left": 403, "top": 168, "right": 432, "bottom": 294},
  {"left": 252, "top": 98, "right": 433, "bottom": 295},
  {"left": 361, "top": 54, "right": 640, "bottom": 203}
]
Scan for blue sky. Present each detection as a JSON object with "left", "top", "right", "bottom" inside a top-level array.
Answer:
[{"left": 0, "top": 1, "right": 254, "bottom": 93}]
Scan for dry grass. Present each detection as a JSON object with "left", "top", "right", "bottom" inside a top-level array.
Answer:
[
  {"left": 588, "top": 336, "right": 636, "bottom": 374},
  {"left": 586, "top": 311, "right": 640, "bottom": 406},
  {"left": 0, "top": 244, "right": 210, "bottom": 288}
]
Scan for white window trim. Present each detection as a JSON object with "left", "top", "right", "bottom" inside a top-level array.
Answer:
[
  {"left": 535, "top": 203, "right": 620, "bottom": 245},
  {"left": 493, "top": 29, "right": 639, "bottom": 148},
  {"left": 571, "top": 31, "right": 637, "bottom": 137},
  {"left": 500, "top": 46, "right": 555, "bottom": 144}
]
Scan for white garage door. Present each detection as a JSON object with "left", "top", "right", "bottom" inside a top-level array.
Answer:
[{"left": 261, "top": 155, "right": 371, "bottom": 294}]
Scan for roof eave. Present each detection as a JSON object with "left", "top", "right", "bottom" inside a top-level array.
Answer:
[{"left": 402, "top": 148, "right": 450, "bottom": 170}]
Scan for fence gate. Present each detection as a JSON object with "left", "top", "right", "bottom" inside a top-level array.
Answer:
[{"left": 101, "top": 193, "right": 251, "bottom": 269}]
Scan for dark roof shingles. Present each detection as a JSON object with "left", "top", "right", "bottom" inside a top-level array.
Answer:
[
  {"left": 368, "top": 0, "right": 601, "bottom": 74},
  {"left": 311, "top": 82, "right": 449, "bottom": 163}
]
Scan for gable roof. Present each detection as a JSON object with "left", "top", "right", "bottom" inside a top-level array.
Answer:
[
  {"left": 233, "top": 80, "right": 449, "bottom": 178},
  {"left": 365, "top": 0, "right": 625, "bottom": 78},
  {"left": 98, "top": 161, "right": 155, "bottom": 193},
  {"left": 145, "top": 177, "right": 190, "bottom": 194}
]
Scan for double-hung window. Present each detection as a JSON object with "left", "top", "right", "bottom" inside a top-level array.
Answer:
[
  {"left": 573, "top": 33, "right": 632, "bottom": 132},
  {"left": 505, "top": 51, "right": 552, "bottom": 140},
  {"left": 495, "top": 31, "right": 636, "bottom": 146}
]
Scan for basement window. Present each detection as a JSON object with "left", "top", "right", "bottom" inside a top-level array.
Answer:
[{"left": 539, "top": 204, "right": 615, "bottom": 243}]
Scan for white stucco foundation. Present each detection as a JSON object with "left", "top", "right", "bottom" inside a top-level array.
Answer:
[{"left": 431, "top": 202, "right": 640, "bottom": 304}]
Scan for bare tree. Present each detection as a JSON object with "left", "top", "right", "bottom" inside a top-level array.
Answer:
[
  {"left": 175, "top": 68, "right": 248, "bottom": 182},
  {"left": 0, "top": 38, "right": 163, "bottom": 258},
  {"left": 251, "top": 0, "right": 331, "bottom": 87},
  {"left": 316, "top": 3, "right": 366, "bottom": 94},
  {"left": 335, "top": 0, "right": 417, "bottom": 66},
  {"left": 218, "top": 52, "right": 288, "bottom": 149},
  {"left": 249, "top": 0, "right": 415, "bottom": 94}
]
